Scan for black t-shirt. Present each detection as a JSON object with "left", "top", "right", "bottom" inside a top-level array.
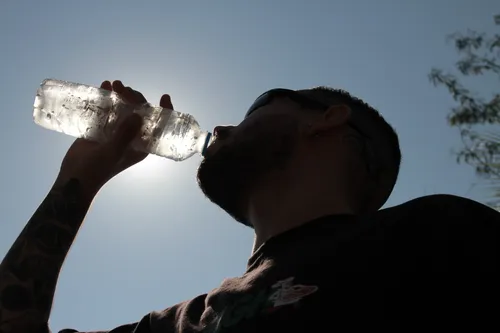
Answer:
[{"left": 60, "top": 194, "right": 500, "bottom": 333}]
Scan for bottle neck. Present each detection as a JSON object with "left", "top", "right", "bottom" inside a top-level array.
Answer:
[{"left": 199, "top": 132, "right": 214, "bottom": 156}]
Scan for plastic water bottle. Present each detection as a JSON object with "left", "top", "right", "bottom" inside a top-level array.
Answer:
[{"left": 33, "top": 79, "right": 214, "bottom": 161}]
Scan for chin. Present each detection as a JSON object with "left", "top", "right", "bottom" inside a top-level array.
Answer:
[
  {"left": 197, "top": 147, "right": 253, "bottom": 226},
  {"left": 197, "top": 128, "right": 297, "bottom": 227}
]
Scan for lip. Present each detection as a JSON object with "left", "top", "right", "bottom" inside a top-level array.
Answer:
[{"left": 203, "top": 137, "right": 222, "bottom": 156}]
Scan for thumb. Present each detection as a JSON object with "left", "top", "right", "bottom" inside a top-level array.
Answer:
[{"left": 109, "top": 113, "right": 143, "bottom": 154}]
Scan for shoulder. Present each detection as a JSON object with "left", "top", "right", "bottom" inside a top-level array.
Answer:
[
  {"left": 375, "top": 194, "right": 500, "bottom": 269},
  {"left": 380, "top": 194, "right": 500, "bottom": 222}
]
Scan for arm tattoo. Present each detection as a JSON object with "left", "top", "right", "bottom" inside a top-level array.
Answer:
[{"left": 0, "top": 179, "right": 92, "bottom": 333}]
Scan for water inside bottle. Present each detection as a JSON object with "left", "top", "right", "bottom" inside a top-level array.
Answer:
[
  {"left": 33, "top": 79, "right": 213, "bottom": 161},
  {"left": 33, "top": 80, "right": 122, "bottom": 141},
  {"left": 147, "top": 108, "right": 211, "bottom": 161}
]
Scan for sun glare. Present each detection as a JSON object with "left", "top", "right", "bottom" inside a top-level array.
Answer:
[
  {"left": 123, "top": 154, "right": 173, "bottom": 183},
  {"left": 102, "top": 82, "right": 203, "bottom": 194}
]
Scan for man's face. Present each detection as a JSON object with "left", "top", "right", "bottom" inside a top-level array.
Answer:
[{"left": 197, "top": 97, "right": 306, "bottom": 225}]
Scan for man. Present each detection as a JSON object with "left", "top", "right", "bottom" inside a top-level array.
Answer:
[{"left": 0, "top": 80, "right": 499, "bottom": 333}]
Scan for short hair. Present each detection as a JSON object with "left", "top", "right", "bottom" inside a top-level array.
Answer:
[{"left": 299, "top": 86, "right": 402, "bottom": 212}]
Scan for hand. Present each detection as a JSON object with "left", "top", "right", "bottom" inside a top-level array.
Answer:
[{"left": 55, "top": 80, "right": 175, "bottom": 196}]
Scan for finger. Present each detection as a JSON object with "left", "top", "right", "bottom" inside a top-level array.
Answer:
[
  {"left": 121, "top": 87, "right": 134, "bottom": 103},
  {"left": 100, "top": 81, "right": 112, "bottom": 91},
  {"left": 112, "top": 80, "right": 125, "bottom": 94},
  {"left": 160, "top": 94, "right": 174, "bottom": 109},
  {"left": 123, "top": 86, "right": 147, "bottom": 104},
  {"left": 112, "top": 81, "right": 147, "bottom": 105}
]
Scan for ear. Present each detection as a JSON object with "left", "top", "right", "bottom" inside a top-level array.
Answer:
[{"left": 308, "top": 104, "right": 351, "bottom": 136}]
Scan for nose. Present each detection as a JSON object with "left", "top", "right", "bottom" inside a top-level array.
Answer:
[{"left": 214, "top": 125, "right": 235, "bottom": 140}]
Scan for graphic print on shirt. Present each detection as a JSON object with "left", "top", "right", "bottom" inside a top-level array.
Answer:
[
  {"left": 205, "top": 276, "right": 318, "bottom": 333},
  {"left": 266, "top": 277, "right": 318, "bottom": 309}
]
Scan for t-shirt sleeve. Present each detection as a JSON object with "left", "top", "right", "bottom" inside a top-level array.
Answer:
[
  {"left": 58, "top": 314, "right": 151, "bottom": 333},
  {"left": 55, "top": 294, "right": 203, "bottom": 333}
]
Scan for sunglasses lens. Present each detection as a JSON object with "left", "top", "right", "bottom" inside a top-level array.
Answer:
[
  {"left": 245, "top": 92, "right": 273, "bottom": 117},
  {"left": 245, "top": 89, "right": 326, "bottom": 118}
]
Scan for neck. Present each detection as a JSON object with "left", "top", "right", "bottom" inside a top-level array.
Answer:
[{"left": 248, "top": 165, "right": 355, "bottom": 253}]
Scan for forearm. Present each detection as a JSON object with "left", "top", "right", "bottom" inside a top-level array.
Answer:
[{"left": 0, "top": 178, "right": 94, "bottom": 333}]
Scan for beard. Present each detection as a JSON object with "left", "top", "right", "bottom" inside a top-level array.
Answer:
[{"left": 197, "top": 119, "right": 299, "bottom": 227}]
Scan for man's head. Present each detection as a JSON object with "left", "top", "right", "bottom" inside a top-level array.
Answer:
[{"left": 197, "top": 87, "right": 401, "bottom": 227}]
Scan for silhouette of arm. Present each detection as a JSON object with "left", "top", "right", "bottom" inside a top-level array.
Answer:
[{"left": 0, "top": 179, "right": 92, "bottom": 333}]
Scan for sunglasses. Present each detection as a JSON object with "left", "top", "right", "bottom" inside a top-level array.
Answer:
[{"left": 245, "top": 89, "right": 375, "bottom": 174}]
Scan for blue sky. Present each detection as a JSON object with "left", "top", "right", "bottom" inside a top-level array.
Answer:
[{"left": 0, "top": 0, "right": 498, "bottom": 331}]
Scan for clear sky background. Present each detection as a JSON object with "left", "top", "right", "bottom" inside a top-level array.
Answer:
[{"left": 0, "top": 0, "right": 498, "bottom": 331}]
